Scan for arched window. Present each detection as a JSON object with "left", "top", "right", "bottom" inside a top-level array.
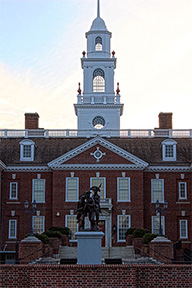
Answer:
[
  {"left": 95, "top": 36, "right": 102, "bottom": 51},
  {"left": 93, "top": 69, "right": 105, "bottom": 92},
  {"left": 92, "top": 116, "right": 105, "bottom": 129}
]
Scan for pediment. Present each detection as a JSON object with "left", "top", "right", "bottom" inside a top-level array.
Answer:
[{"left": 48, "top": 136, "right": 148, "bottom": 170}]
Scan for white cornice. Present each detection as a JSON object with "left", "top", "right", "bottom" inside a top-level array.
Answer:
[
  {"left": 49, "top": 164, "right": 146, "bottom": 171},
  {"left": 74, "top": 103, "right": 124, "bottom": 116},
  {"left": 48, "top": 136, "right": 148, "bottom": 169},
  {"left": 5, "top": 166, "right": 51, "bottom": 172},
  {"left": 146, "top": 166, "right": 191, "bottom": 172}
]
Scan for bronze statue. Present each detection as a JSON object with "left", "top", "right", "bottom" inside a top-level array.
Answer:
[{"left": 76, "top": 185, "right": 101, "bottom": 231}]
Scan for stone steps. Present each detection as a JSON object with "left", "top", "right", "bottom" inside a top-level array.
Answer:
[{"left": 59, "top": 246, "right": 134, "bottom": 259}]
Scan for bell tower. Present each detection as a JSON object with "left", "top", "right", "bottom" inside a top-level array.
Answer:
[{"left": 74, "top": 0, "right": 124, "bottom": 135}]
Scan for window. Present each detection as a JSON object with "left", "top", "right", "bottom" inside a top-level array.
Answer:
[
  {"left": 95, "top": 36, "right": 102, "bottom": 51},
  {"left": 152, "top": 216, "right": 165, "bottom": 235},
  {"left": 117, "top": 215, "right": 131, "bottom": 242},
  {"left": 90, "top": 177, "right": 106, "bottom": 199},
  {"left": 179, "top": 182, "right": 187, "bottom": 200},
  {"left": 162, "top": 139, "right": 177, "bottom": 161},
  {"left": 66, "top": 215, "right": 78, "bottom": 240},
  {"left": 180, "top": 219, "right": 188, "bottom": 239},
  {"left": 33, "top": 216, "right": 45, "bottom": 234},
  {"left": 66, "top": 178, "right": 79, "bottom": 202},
  {"left": 93, "top": 69, "right": 105, "bottom": 92},
  {"left": 92, "top": 116, "right": 105, "bottom": 129},
  {"left": 117, "top": 178, "right": 130, "bottom": 202},
  {"left": 151, "top": 179, "right": 164, "bottom": 203},
  {"left": 10, "top": 182, "right": 18, "bottom": 200},
  {"left": 9, "top": 220, "right": 17, "bottom": 239},
  {"left": 20, "top": 139, "right": 35, "bottom": 161},
  {"left": 32, "top": 179, "right": 45, "bottom": 203}
]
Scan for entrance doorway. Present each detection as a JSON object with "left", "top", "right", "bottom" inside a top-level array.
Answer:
[{"left": 98, "top": 220, "right": 105, "bottom": 247}]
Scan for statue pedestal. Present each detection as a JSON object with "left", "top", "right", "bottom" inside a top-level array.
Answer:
[{"left": 75, "top": 231, "right": 104, "bottom": 265}]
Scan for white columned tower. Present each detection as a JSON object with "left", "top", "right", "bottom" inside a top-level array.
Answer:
[{"left": 74, "top": 0, "right": 124, "bottom": 135}]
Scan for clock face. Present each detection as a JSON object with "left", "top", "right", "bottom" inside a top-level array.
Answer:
[{"left": 92, "top": 116, "right": 105, "bottom": 129}]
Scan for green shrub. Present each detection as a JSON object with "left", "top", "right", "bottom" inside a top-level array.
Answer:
[
  {"left": 133, "top": 228, "right": 149, "bottom": 239},
  {"left": 43, "top": 230, "right": 62, "bottom": 239},
  {"left": 142, "top": 233, "right": 157, "bottom": 244},
  {"left": 34, "top": 233, "right": 49, "bottom": 244},
  {"left": 48, "top": 226, "right": 70, "bottom": 236},
  {"left": 125, "top": 228, "right": 136, "bottom": 236},
  {"left": 24, "top": 233, "right": 49, "bottom": 244}
]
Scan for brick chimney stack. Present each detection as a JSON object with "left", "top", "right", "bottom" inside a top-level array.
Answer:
[
  {"left": 159, "top": 112, "right": 172, "bottom": 129},
  {"left": 25, "top": 113, "right": 39, "bottom": 129}
]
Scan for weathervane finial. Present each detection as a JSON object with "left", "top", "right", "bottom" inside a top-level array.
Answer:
[{"left": 97, "top": 0, "right": 100, "bottom": 18}]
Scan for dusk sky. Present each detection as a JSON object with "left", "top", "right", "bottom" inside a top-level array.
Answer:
[{"left": 0, "top": 0, "right": 192, "bottom": 130}]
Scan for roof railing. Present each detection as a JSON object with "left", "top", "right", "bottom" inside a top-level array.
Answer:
[{"left": 0, "top": 129, "right": 192, "bottom": 139}]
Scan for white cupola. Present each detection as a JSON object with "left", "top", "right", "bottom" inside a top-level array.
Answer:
[{"left": 74, "top": 0, "right": 124, "bottom": 136}]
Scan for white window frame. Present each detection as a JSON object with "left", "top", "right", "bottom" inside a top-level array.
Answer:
[
  {"left": 65, "top": 215, "right": 78, "bottom": 241},
  {"left": 33, "top": 216, "right": 45, "bottom": 234},
  {"left": 117, "top": 177, "right": 130, "bottom": 202},
  {"left": 9, "top": 182, "right": 18, "bottom": 200},
  {"left": 9, "top": 219, "right": 17, "bottom": 239},
  {"left": 20, "top": 139, "right": 35, "bottom": 161},
  {"left": 179, "top": 182, "right": 187, "bottom": 200},
  {"left": 180, "top": 219, "right": 188, "bottom": 239},
  {"left": 151, "top": 179, "right": 164, "bottom": 203},
  {"left": 90, "top": 177, "right": 106, "bottom": 199},
  {"left": 66, "top": 177, "right": 79, "bottom": 202},
  {"left": 32, "top": 179, "right": 45, "bottom": 203},
  {"left": 152, "top": 215, "right": 165, "bottom": 235},
  {"left": 162, "top": 139, "right": 177, "bottom": 161},
  {"left": 117, "top": 215, "right": 131, "bottom": 242}
]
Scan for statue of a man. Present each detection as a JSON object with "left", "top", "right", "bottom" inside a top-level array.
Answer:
[
  {"left": 90, "top": 186, "right": 101, "bottom": 228},
  {"left": 76, "top": 186, "right": 101, "bottom": 231}
]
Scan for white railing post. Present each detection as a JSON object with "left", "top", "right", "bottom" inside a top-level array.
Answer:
[
  {"left": 169, "top": 129, "right": 172, "bottom": 138},
  {"left": 128, "top": 130, "right": 131, "bottom": 138},
  {"left": 45, "top": 130, "right": 49, "bottom": 138},
  {"left": 25, "top": 130, "right": 29, "bottom": 138},
  {"left": 190, "top": 130, "right": 192, "bottom": 138},
  {"left": 66, "top": 130, "right": 69, "bottom": 138},
  {"left": 4, "top": 129, "right": 8, "bottom": 138},
  {"left": 148, "top": 130, "right": 152, "bottom": 138}
]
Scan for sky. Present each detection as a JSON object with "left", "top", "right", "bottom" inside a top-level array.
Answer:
[{"left": 0, "top": 0, "right": 192, "bottom": 130}]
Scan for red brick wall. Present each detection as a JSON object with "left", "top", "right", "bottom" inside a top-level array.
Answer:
[
  {"left": 143, "top": 171, "right": 191, "bottom": 243},
  {"left": 1, "top": 265, "right": 192, "bottom": 288},
  {"left": 52, "top": 169, "right": 144, "bottom": 243},
  {"left": 2, "top": 171, "right": 53, "bottom": 248},
  {"left": 19, "top": 240, "right": 43, "bottom": 264}
]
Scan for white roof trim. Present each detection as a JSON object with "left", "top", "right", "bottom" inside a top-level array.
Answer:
[
  {"left": 5, "top": 166, "right": 51, "bottom": 172},
  {"left": 146, "top": 166, "right": 191, "bottom": 172},
  {"left": 48, "top": 136, "right": 148, "bottom": 169},
  {"left": 48, "top": 164, "right": 146, "bottom": 171},
  {"left": 0, "top": 160, "right": 6, "bottom": 170}
]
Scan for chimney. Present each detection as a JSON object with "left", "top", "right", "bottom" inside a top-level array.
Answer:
[
  {"left": 158, "top": 112, "right": 172, "bottom": 129},
  {"left": 25, "top": 113, "right": 39, "bottom": 129}
]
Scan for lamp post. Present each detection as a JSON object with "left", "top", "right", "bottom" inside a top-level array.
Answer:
[
  {"left": 24, "top": 200, "right": 37, "bottom": 237},
  {"left": 155, "top": 200, "right": 168, "bottom": 237}
]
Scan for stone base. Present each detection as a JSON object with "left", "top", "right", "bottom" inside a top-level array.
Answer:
[
  {"left": 19, "top": 236, "right": 43, "bottom": 264},
  {"left": 75, "top": 231, "right": 104, "bottom": 265},
  {"left": 149, "top": 236, "right": 173, "bottom": 263}
]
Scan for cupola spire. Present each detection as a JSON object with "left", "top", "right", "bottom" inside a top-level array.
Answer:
[{"left": 97, "top": 0, "right": 100, "bottom": 18}]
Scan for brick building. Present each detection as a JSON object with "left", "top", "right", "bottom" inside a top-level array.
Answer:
[{"left": 0, "top": 0, "right": 191, "bottom": 256}]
